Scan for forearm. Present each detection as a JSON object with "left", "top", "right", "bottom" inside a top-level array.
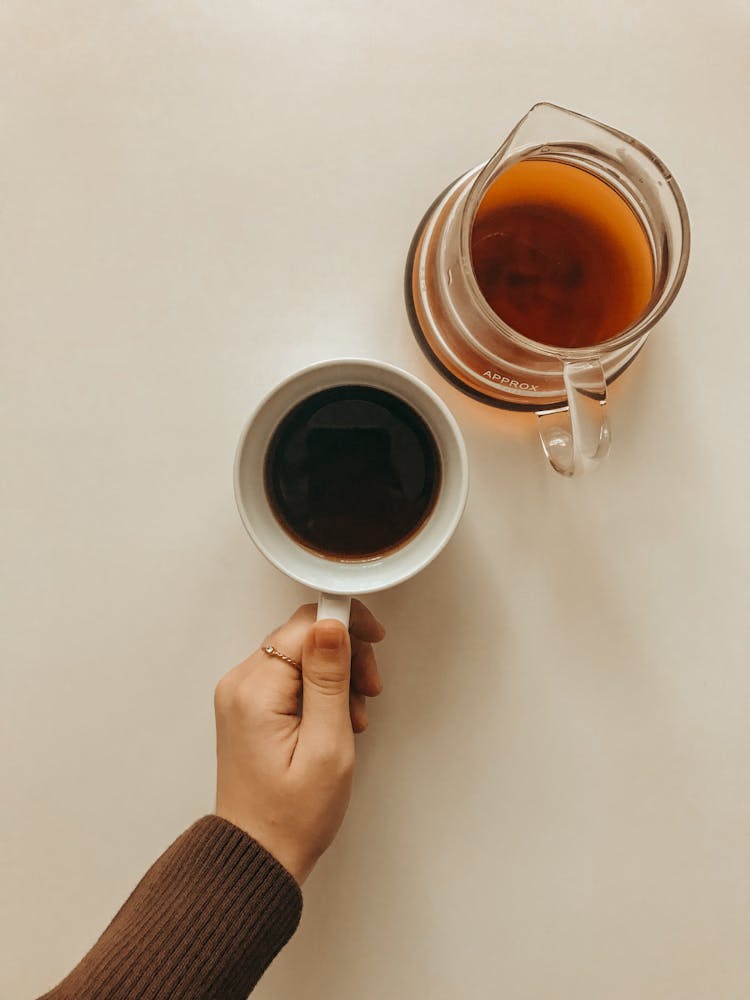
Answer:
[{"left": 38, "top": 816, "right": 302, "bottom": 1000}]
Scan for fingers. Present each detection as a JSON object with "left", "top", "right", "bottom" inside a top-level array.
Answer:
[
  {"left": 350, "top": 641, "right": 383, "bottom": 698},
  {"left": 348, "top": 641, "right": 382, "bottom": 732},
  {"left": 349, "top": 691, "right": 368, "bottom": 733},
  {"left": 349, "top": 599, "right": 386, "bottom": 644},
  {"left": 263, "top": 605, "right": 317, "bottom": 664},
  {"left": 298, "top": 620, "right": 352, "bottom": 740},
  {"left": 264, "top": 600, "right": 384, "bottom": 664},
  {"left": 224, "top": 602, "right": 385, "bottom": 737}
]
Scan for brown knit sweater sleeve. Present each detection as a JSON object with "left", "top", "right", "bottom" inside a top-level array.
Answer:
[{"left": 38, "top": 815, "right": 303, "bottom": 1000}]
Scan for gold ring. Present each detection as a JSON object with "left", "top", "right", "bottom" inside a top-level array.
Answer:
[{"left": 262, "top": 643, "right": 301, "bottom": 669}]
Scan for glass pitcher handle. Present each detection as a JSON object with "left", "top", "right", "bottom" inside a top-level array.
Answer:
[{"left": 536, "top": 360, "right": 611, "bottom": 476}]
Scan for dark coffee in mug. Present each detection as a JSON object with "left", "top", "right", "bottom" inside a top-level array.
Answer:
[{"left": 264, "top": 385, "right": 441, "bottom": 560}]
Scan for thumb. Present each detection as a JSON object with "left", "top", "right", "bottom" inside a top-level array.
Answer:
[{"left": 299, "top": 619, "right": 351, "bottom": 736}]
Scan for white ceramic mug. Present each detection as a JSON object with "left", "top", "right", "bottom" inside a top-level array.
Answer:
[{"left": 234, "top": 358, "right": 469, "bottom": 625}]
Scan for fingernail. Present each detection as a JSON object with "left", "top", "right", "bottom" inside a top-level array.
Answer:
[{"left": 315, "top": 622, "right": 344, "bottom": 651}]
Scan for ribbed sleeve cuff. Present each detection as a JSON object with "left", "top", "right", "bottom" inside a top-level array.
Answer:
[{"left": 41, "top": 815, "right": 303, "bottom": 1000}]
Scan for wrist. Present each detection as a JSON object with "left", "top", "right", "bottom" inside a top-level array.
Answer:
[{"left": 214, "top": 808, "right": 314, "bottom": 885}]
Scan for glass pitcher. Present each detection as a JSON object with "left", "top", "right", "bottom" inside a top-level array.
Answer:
[{"left": 406, "top": 103, "right": 690, "bottom": 476}]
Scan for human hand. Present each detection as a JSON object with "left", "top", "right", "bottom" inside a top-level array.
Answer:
[{"left": 214, "top": 601, "right": 385, "bottom": 885}]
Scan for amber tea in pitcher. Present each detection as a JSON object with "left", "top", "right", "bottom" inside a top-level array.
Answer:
[{"left": 470, "top": 160, "right": 655, "bottom": 350}]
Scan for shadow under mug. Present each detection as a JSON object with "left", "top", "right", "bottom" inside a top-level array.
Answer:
[
  {"left": 407, "top": 102, "right": 691, "bottom": 476},
  {"left": 234, "top": 359, "right": 469, "bottom": 625}
]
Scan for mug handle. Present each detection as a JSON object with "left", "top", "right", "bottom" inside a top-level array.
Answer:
[
  {"left": 536, "top": 359, "right": 611, "bottom": 476},
  {"left": 317, "top": 593, "right": 352, "bottom": 626}
]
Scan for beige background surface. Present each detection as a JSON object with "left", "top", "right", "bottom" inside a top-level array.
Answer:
[{"left": 2, "top": 2, "right": 749, "bottom": 998}]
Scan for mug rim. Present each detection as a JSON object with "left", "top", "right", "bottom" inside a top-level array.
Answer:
[{"left": 233, "top": 357, "right": 469, "bottom": 596}]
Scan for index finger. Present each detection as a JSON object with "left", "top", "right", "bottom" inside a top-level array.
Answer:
[
  {"left": 349, "top": 598, "right": 386, "bottom": 643},
  {"left": 287, "top": 600, "right": 385, "bottom": 644}
]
